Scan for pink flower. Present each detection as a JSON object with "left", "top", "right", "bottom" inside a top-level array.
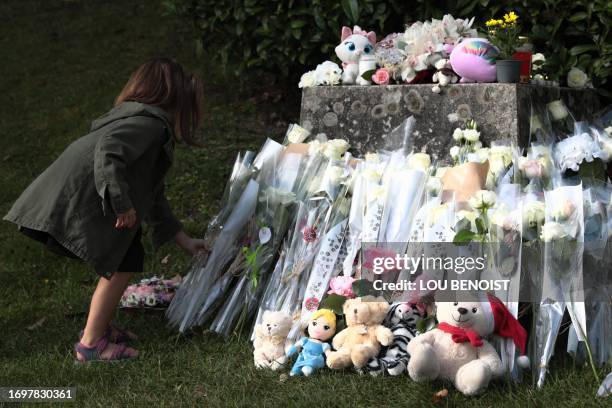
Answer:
[
  {"left": 302, "top": 226, "right": 318, "bottom": 243},
  {"left": 372, "top": 68, "right": 390, "bottom": 85},
  {"left": 327, "top": 276, "right": 356, "bottom": 298},
  {"left": 304, "top": 297, "right": 319, "bottom": 311},
  {"left": 519, "top": 159, "right": 545, "bottom": 179}
]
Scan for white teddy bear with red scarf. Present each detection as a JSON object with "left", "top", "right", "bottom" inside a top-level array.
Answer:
[{"left": 407, "top": 294, "right": 529, "bottom": 396}]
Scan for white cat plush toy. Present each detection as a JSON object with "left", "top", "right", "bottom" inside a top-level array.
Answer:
[{"left": 335, "top": 25, "right": 377, "bottom": 85}]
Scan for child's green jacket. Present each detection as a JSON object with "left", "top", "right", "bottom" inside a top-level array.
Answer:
[{"left": 4, "top": 102, "right": 182, "bottom": 277}]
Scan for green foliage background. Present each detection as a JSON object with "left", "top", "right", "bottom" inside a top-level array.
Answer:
[{"left": 164, "top": 0, "right": 611, "bottom": 91}]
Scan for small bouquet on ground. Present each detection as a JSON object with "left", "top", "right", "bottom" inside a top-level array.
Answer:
[{"left": 120, "top": 276, "right": 182, "bottom": 309}]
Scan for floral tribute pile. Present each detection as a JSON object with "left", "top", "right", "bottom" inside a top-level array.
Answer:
[
  {"left": 299, "top": 12, "right": 591, "bottom": 91},
  {"left": 166, "top": 100, "right": 611, "bottom": 395},
  {"left": 120, "top": 275, "right": 181, "bottom": 309}
]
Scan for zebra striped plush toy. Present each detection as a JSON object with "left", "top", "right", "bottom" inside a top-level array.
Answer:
[{"left": 361, "top": 302, "right": 427, "bottom": 376}]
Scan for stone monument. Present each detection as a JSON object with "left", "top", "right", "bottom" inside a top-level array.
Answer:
[{"left": 299, "top": 83, "right": 601, "bottom": 159}]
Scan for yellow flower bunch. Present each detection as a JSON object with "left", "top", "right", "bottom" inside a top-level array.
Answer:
[
  {"left": 504, "top": 11, "right": 518, "bottom": 24},
  {"left": 486, "top": 11, "right": 519, "bottom": 29}
]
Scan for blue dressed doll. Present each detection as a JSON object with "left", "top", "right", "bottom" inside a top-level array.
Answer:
[{"left": 286, "top": 308, "right": 337, "bottom": 377}]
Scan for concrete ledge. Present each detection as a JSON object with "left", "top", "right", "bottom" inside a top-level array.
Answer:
[{"left": 299, "top": 83, "right": 600, "bottom": 159}]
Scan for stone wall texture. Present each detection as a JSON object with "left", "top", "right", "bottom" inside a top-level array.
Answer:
[{"left": 299, "top": 83, "right": 601, "bottom": 161}]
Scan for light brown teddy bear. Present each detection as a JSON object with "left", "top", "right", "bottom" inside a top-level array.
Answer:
[
  {"left": 253, "top": 310, "right": 293, "bottom": 370},
  {"left": 326, "top": 297, "right": 394, "bottom": 369}
]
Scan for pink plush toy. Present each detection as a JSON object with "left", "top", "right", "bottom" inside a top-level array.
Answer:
[{"left": 449, "top": 38, "right": 499, "bottom": 83}]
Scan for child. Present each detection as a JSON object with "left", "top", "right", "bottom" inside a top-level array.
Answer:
[{"left": 3, "top": 57, "right": 207, "bottom": 362}]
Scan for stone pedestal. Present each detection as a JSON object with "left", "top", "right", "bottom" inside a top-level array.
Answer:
[{"left": 299, "top": 83, "right": 600, "bottom": 159}]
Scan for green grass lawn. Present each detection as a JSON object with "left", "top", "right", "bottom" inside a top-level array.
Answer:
[{"left": 0, "top": 1, "right": 608, "bottom": 406}]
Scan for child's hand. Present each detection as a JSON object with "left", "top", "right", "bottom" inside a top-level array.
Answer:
[
  {"left": 115, "top": 208, "right": 137, "bottom": 229},
  {"left": 175, "top": 230, "right": 209, "bottom": 256}
]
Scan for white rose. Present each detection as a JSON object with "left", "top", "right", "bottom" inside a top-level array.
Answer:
[
  {"left": 473, "top": 141, "right": 482, "bottom": 150},
  {"left": 286, "top": 124, "right": 310, "bottom": 143},
  {"left": 532, "top": 53, "right": 546, "bottom": 64},
  {"left": 407, "top": 153, "right": 431, "bottom": 172},
  {"left": 605, "top": 126, "right": 612, "bottom": 137},
  {"left": 452, "top": 128, "right": 464, "bottom": 141},
  {"left": 463, "top": 129, "right": 480, "bottom": 142},
  {"left": 523, "top": 201, "right": 545, "bottom": 229},
  {"left": 450, "top": 145, "right": 461, "bottom": 159},
  {"left": 298, "top": 70, "right": 317, "bottom": 88},
  {"left": 567, "top": 67, "right": 588, "bottom": 88},
  {"left": 540, "top": 221, "right": 567, "bottom": 242},
  {"left": 457, "top": 210, "right": 478, "bottom": 223},
  {"left": 469, "top": 190, "right": 497, "bottom": 210},
  {"left": 547, "top": 100, "right": 569, "bottom": 121}
]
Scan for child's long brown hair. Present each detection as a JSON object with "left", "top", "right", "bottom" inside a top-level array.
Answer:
[{"left": 115, "top": 57, "right": 203, "bottom": 146}]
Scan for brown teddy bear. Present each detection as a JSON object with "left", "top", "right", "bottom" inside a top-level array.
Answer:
[{"left": 326, "top": 297, "right": 394, "bottom": 369}]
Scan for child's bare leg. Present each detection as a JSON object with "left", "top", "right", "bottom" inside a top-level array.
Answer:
[{"left": 78, "top": 272, "right": 138, "bottom": 359}]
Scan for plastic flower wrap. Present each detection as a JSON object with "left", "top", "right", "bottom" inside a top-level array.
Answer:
[
  {"left": 574, "top": 183, "right": 612, "bottom": 367},
  {"left": 166, "top": 150, "right": 260, "bottom": 331},
  {"left": 209, "top": 149, "right": 304, "bottom": 336},
  {"left": 534, "top": 184, "right": 586, "bottom": 388},
  {"left": 485, "top": 183, "right": 523, "bottom": 378}
]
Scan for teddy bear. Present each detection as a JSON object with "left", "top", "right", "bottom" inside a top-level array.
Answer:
[
  {"left": 253, "top": 310, "right": 293, "bottom": 370},
  {"left": 407, "top": 294, "right": 528, "bottom": 396},
  {"left": 326, "top": 297, "right": 394, "bottom": 369}
]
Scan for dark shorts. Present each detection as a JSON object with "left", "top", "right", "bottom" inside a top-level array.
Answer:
[{"left": 19, "top": 226, "right": 144, "bottom": 273}]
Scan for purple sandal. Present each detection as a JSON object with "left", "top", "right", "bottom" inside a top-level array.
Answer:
[
  {"left": 74, "top": 333, "right": 137, "bottom": 363},
  {"left": 79, "top": 325, "right": 136, "bottom": 345}
]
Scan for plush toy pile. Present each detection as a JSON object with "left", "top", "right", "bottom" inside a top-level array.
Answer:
[
  {"left": 298, "top": 13, "right": 592, "bottom": 91},
  {"left": 167, "top": 102, "right": 611, "bottom": 396}
]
